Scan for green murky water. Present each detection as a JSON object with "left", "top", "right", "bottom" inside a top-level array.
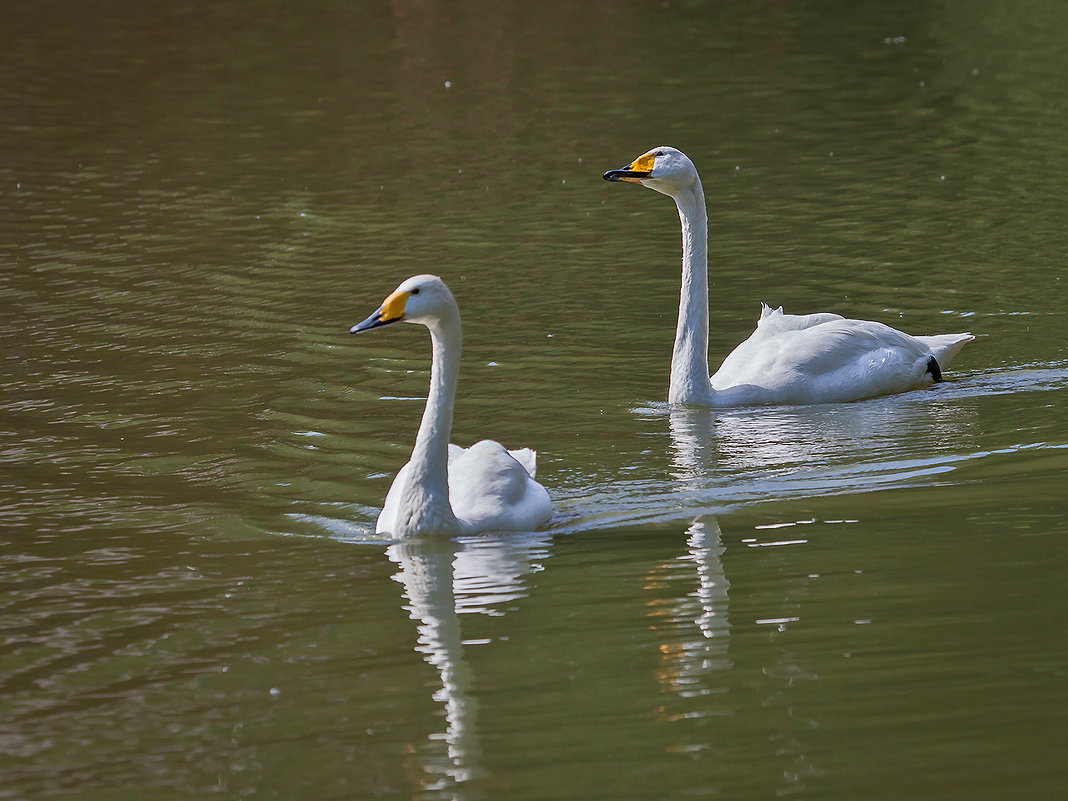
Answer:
[{"left": 3, "top": 2, "right": 1067, "bottom": 799}]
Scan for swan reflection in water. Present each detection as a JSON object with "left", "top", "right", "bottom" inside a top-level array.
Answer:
[
  {"left": 640, "top": 390, "right": 981, "bottom": 517},
  {"left": 656, "top": 406, "right": 824, "bottom": 790},
  {"left": 656, "top": 398, "right": 983, "bottom": 791},
  {"left": 386, "top": 530, "right": 550, "bottom": 793},
  {"left": 643, "top": 409, "right": 734, "bottom": 698},
  {"left": 378, "top": 394, "right": 984, "bottom": 794},
  {"left": 644, "top": 515, "right": 732, "bottom": 699}
]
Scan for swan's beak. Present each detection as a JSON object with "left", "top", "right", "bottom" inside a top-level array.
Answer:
[
  {"left": 350, "top": 289, "right": 409, "bottom": 333},
  {"left": 603, "top": 152, "right": 656, "bottom": 184}
]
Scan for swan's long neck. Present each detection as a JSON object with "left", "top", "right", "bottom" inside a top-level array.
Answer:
[
  {"left": 401, "top": 311, "right": 463, "bottom": 533},
  {"left": 669, "top": 182, "right": 716, "bottom": 405}
]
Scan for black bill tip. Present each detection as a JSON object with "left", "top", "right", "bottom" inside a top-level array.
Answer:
[
  {"left": 603, "top": 168, "right": 650, "bottom": 182},
  {"left": 350, "top": 310, "right": 400, "bottom": 334}
]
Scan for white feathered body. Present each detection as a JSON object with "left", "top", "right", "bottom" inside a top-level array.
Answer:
[
  {"left": 378, "top": 440, "right": 551, "bottom": 536},
  {"left": 707, "top": 304, "right": 975, "bottom": 406}
]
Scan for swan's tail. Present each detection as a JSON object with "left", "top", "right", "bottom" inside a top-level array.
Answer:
[{"left": 918, "top": 333, "right": 974, "bottom": 370}]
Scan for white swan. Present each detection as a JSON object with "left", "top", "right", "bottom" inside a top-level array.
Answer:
[
  {"left": 604, "top": 146, "right": 974, "bottom": 406},
  {"left": 351, "top": 274, "right": 552, "bottom": 537}
]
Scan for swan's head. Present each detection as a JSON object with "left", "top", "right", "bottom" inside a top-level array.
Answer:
[
  {"left": 350, "top": 274, "right": 457, "bottom": 333},
  {"left": 603, "top": 146, "right": 699, "bottom": 197}
]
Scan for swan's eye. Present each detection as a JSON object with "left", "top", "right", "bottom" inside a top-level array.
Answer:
[
  {"left": 410, "top": 287, "right": 420, "bottom": 295},
  {"left": 654, "top": 151, "right": 664, "bottom": 157}
]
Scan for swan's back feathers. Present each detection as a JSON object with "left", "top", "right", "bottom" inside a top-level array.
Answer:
[
  {"left": 759, "top": 303, "right": 781, "bottom": 320},
  {"left": 449, "top": 442, "right": 537, "bottom": 477},
  {"left": 757, "top": 303, "right": 845, "bottom": 333}
]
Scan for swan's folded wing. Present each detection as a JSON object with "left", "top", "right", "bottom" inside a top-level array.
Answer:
[
  {"left": 779, "top": 320, "right": 926, "bottom": 374},
  {"left": 713, "top": 318, "right": 938, "bottom": 402},
  {"left": 448, "top": 440, "right": 551, "bottom": 532}
]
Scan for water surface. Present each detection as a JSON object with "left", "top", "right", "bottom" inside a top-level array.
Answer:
[{"left": 2, "top": 1, "right": 1067, "bottom": 799}]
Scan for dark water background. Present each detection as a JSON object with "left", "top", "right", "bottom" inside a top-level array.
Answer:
[{"left": 2, "top": 1, "right": 1067, "bottom": 799}]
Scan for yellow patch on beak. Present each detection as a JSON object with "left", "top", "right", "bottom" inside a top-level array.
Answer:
[
  {"left": 612, "top": 151, "right": 657, "bottom": 183},
  {"left": 378, "top": 289, "right": 410, "bottom": 322},
  {"left": 629, "top": 152, "right": 657, "bottom": 173}
]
